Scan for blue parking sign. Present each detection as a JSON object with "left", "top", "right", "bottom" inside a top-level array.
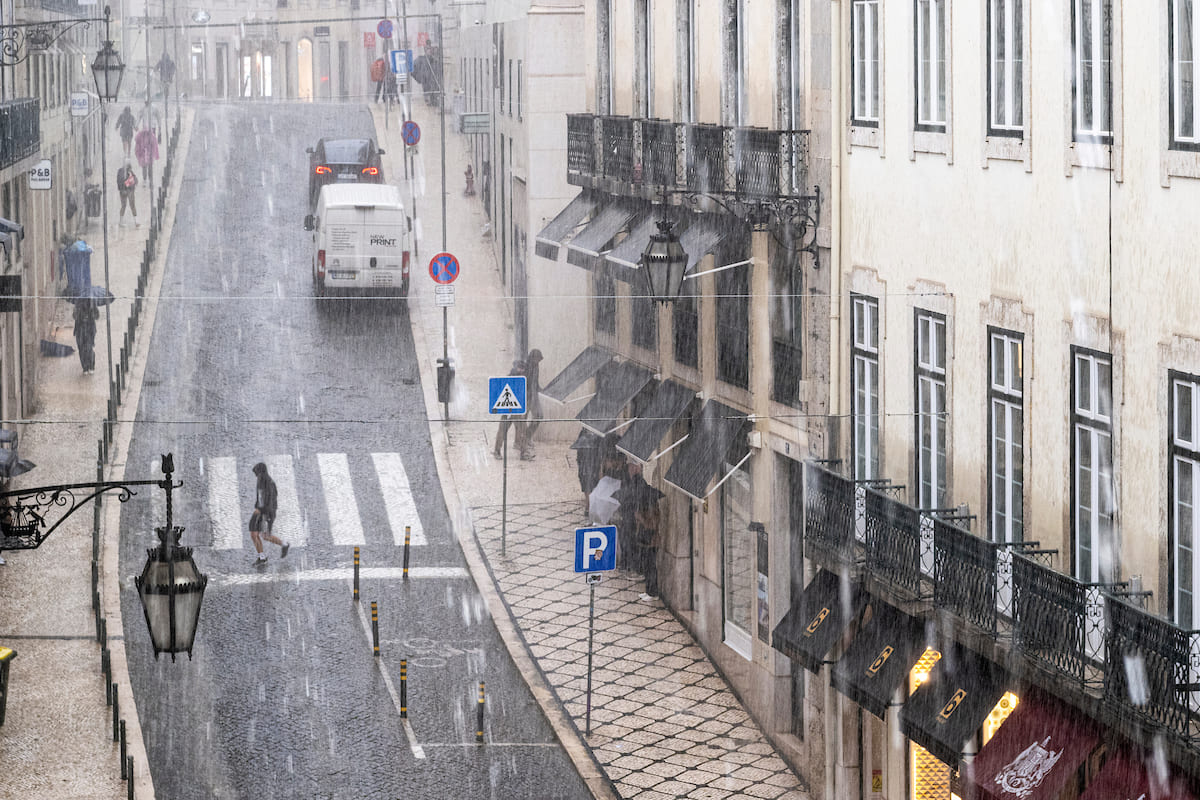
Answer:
[{"left": 575, "top": 526, "right": 618, "bottom": 573}]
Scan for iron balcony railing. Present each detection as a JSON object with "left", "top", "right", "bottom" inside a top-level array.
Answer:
[
  {"left": 802, "top": 461, "right": 1200, "bottom": 750},
  {"left": 0, "top": 99, "right": 40, "bottom": 171},
  {"left": 565, "top": 113, "right": 810, "bottom": 199}
]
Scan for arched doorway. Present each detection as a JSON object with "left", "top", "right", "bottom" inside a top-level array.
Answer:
[{"left": 297, "top": 38, "right": 314, "bottom": 101}]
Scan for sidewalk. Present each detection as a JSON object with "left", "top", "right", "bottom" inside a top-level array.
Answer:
[
  {"left": 379, "top": 97, "right": 813, "bottom": 800},
  {"left": 0, "top": 109, "right": 191, "bottom": 799}
]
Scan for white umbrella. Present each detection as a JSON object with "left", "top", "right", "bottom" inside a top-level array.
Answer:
[{"left": 588, "top": 475, "right": 622, "bottom": 524}]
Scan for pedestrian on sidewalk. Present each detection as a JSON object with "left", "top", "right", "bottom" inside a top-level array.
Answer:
[
  {"left": 249, "top": 462, "right": 289, "bottom": 566},
  {"left": 134, "top": 125, "right": 159, "bottom": 182},
  {"left": 371, "top": 57, "right": 387, "bottom": 103},
  {"left": 493, "top": 356, "right": 532, "bottom": 460},
  {"left": 73, "top": 298, "right": 98, "bottom": 375},
  {"left": 574, "top": 429, "right": 602, "bottom": 513},
  {"left": 116, "top": 162, "right": 138, "bottom": 227},
  {"left": 115, "top": 106, "right": 136, "bottom": 158},
  {"left": 632, "top": 488, "right": 664, "bottom": 600},
  {"left": 464, "top": 164, "right": 475, "bottom": 196},
  {"left": 519, "top": 349, "right": 544, "bottom": 458}
]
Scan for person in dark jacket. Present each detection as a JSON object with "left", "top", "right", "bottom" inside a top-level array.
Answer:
[
  {"left": 518, "top": 349, "right": 543, "bottom": 458},
  {"left": 73, "top": 299, "right": 97, "bottom": 374},
  {"left": 116, "top": 162, "right": 138, "bottom": 227},
  {"left": 115, "top": 106, "right": 136, "bottom": 158},
  {"left": 250, "top": 462, "right": 289, "bottom": 566},
  {"left": 493, "top": 357, "right": 531, "bottom": 460}
]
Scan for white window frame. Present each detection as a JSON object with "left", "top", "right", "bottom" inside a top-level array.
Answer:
[
  {"left": 852, "top": 296, "right": 880, "bottom": 481},
  {"left": 916, "top": 311, "right": 947, "bottom": 510},
  {"left": 1072, "top": 0, "right": 1113, "bottom": 142},
  {"left": 988, "top": 0, "right": 1024, "bottom": 135},
  {"left": 1072, "top": 350, "right": 1115, "bottom": 583},
  {"left": 915, "top": 0, "right": 947, "bottom": 129},
  {"left": 722, "top": 461, "right": 755, "bottom": 659},
  {"left": 1171, "top": 0, "right": 1200, "bottom": 148},
  {"left": 852, "top": 0, "right": 881, "bottom": 125},
  {"left": 989, "top": 330, "right": 1024, "bottom": 543},
  {"left": 1172, "top": 373, "right": 1200, "bottom": 628}
]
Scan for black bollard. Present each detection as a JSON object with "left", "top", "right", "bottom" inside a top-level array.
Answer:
[
  {"left": 127, "top": 756, "right": 134, "bottom": 800},
  {"left": 353, "top": 546, "right": 360, "bottom": 601},
  {"left": 120, "top": 720, "right": 127, "bottom": 778},
  {"left": 400, "top": 659, "right": 408, "bottom": 718},
  {"left": 476, "top": 681, "right": 485, "bottom": 743},
  {"left": 112, "top": 684, "right": 120, "bottom": 742},
  {"left": 403, "top": 526, "right": 411, "bottom": 580},
  {"left": 371, "top": 601, "right": 380, "bottom": 657}
]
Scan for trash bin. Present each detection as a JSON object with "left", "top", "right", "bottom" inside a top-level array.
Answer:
[
  {"left": 436, "top": 358, "right": 455, "bottom": 404},
  {"left": 0, "top": 646, "right": 16, "bottom": 726},
  {"left": 84, "top": 185, "right": 101, "bottom": 217}
]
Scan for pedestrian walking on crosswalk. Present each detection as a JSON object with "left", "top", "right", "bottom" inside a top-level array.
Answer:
[{"left": 249, "top": 462, "right": 289, "bottom": 566}]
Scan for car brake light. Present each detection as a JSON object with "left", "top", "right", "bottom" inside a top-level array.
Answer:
[
  {"left": 361, "top": 167, "right": 379, "bottom": 176},
  {"left": 315, "top": 165, "right": 332, "bottom": 175},
  {"left": 402, "top": 251, "right": 410, "bottom": 276},
  {"left": 317, "top": 249, "right": 326, "bottom": 279}
]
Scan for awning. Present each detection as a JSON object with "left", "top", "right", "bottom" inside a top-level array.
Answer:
[
  {"left": 576, "top": 360, "right": 655, "bottom": 436},
  {"left": 1080, "top": 748, "right": 1197, "bottom": 800},
  {"left": 541, "top": 345, "right": 615, "bottom": 403},
  {"left": 830, "top": 600, "right": 928, "bottom": 719},
  {"left": 616, "top": 379, "right": 695, "bottom": 463},
  {"left": 899, "top": 644, "right": 1009, "bottom": 767},
  {"left": 662, "top": 400, "right": 749, "bottom": 500},
  {"left": 771, "top": 569, "right": 867, "bottom": 673},
  {"left": 604, "top": 212, "right": 661, "bottom": 284},
  {"left": 679, "top": 213, "right": 728, "bottom": 275},
  {"left": 534, "top": 192, "right": 599, "bottom": 261},
  {"left": 566, "top": 201, "right": 639, "bottom": 271},
  {"left": 960, "top": 689, "right": 1100, "bottom": 800}
]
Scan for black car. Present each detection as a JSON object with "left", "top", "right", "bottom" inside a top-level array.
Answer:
[{"left": 306, "top": 138, "right": 385, "bottom": 207}]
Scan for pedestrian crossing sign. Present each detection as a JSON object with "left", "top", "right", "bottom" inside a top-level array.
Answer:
[{"left": 488, "top": 376, "right": 527, "bottom": 415}]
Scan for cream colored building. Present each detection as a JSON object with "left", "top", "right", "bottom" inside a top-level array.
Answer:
[{"left": 816, "top": 0, "right": 1200, "bottom": 796}]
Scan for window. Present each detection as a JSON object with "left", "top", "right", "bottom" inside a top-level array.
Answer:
[
  {"left": 771, "top": 250, "right": 803, "bottom": 406},
  {"left": 1171, "top": 372, "right": 1200, "bottom": 627},
  {"left": 915, "top": 0, "right": 947, "bottom": 130},
  {"left": 852, "top": 295, "right": 880, "bottom": 481},
  {"left": 594, "top": 272, "right": 616, "bottom": 336},
  {"left": 988, "top": 329, "right": 1024, "bottom": 543},
  {"left": 1072, "top": 349, "right": 1114, "bottom": 583},
  {"left": 722, "top": 0, "right": 748, "bottom": 124},
  {"left": 636, "top": 0, "right": 652, "bottom": 117},
  {"left": 517, "top": 60, "right": 523, "bottom": 120},
  {"left": 915, "top": 311, "right": 947, "bottom": 510},
  {"left": 988, "top": 0, "right": 1024, "bottom": 135},
  {"left": 672, "top": 277, "right": 698, "bottom": 369},
  {"left": 852, "top": 0, "right": 881, "bottom": 125},
  {"left": 631, "top": 291, "right": 657, "bottom": 352},
  {"left": 716, "top": 261, "right": 750, "bottom": 389},
  {"left": 1071, "top": 0, "right": 1113, "bottom": 142},
  {"left": 677, "top": 0, "right": 696, "bottom": 122},
  {"left": 1170, "top": 0, "right": 1200, "bottom": 148}
]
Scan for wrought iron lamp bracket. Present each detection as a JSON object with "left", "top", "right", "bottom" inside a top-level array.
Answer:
[
  {"left": 0, "top": 18, "right": 103, "bottom": 68},
  {"left": 0, "top": 477, "right": 178, "bottom": 551},
  {"left": 670, "top": 186, "right": 822, "bottom": 268}
]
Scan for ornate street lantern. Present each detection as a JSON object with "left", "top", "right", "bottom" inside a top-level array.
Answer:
[
  {"left": 640, "top": 217, "right": 689, "bottom": 304},
  {"left": 136, "top": 524, "right": 207, "bottom": 661},
  {"left": 91, "top": 40, "right": 124, "bottom": 101}
]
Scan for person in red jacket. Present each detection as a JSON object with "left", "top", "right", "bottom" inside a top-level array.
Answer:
[{"left": 371, "top": 57, "right": 386, "bottom": 103}]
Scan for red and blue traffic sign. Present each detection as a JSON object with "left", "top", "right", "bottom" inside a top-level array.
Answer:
[
  {"left": 429, "top": 252, "right": 460, "bottom": 284},
  {"left": 401, "top": 120, "right": 421, "bottom": 146},
  {"left": 377, "top": 19, "right": 394, "bottom": 39}
]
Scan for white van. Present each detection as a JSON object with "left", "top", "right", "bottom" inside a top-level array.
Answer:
[{"left": 303, "top": 183, "right": 412, "bottom": 300}]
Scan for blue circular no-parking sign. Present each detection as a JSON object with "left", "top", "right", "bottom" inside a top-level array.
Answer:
[
  {"left": 377, "top": 19, "right": 394, "bottom": 39},
  {"left": 429, "top": 253, "right": 460, "bottom": 284},
  {"left": 402, "top": 120, "right": 421, "bottom": 146}
]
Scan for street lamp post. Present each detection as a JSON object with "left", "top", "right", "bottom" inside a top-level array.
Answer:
[
  {"left": 0, "top": 452, "right": 207, "bottom": 661},
  {"left": 91, "top": 7, "right": 125, "bottom": 412}
]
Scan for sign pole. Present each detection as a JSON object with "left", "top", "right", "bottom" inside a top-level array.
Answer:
[
  {"left": 585, "top": 581, "right": 596, "bottom": 735},
  {"left": 501, "top": 431, "right": 508, "bottom": 558},
  {"left": 442, "top": 305, "right": 449, "bottom": 422}
]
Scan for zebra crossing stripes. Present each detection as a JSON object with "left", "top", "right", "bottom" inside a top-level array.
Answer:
[
  {"left": 207, "top": 457, "right": 242, "bottom": 550},
  {"left": 372, "top": 452, "right": 427, "bottom": 546},
  {"left": 318, "top": 452, "right": 366, "bottom": 546},
  {"left": 265, "top": 454, "right": 304, "bottom": 548}
]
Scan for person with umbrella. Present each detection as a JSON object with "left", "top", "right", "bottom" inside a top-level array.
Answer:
[{"left": 73, "top": 297, "right": 98, "bottom": 374}]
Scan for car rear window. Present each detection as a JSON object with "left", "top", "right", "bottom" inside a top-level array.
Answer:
[{"left": 322, "top": 140, "right": 372, "bottom": 163}]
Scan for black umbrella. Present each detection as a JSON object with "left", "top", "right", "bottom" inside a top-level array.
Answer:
[
  {"left": 570, "top": 428, "right": 601, "bottom": 451},
  {"left": 613, "top": 479, "right": 664, "bottom": 509},
  {"left": 0, "top": 451, "right": 34, "bottom": 479},
  {"left": 68, "top": 285, "right": 115, "bottom": 306}
]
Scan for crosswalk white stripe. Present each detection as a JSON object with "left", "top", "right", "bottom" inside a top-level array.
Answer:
[
  {"left": 264, "top": 454, "right": 305, "bottom": 548},
  {"left": 372, "top": 452, "right": 427, "bottom": 546},
  {"left": 206, "top": 456, "right": 243, "bottom": 550},
  {"left": 318, "top": 452, "right": 365, "bottom": 546}
]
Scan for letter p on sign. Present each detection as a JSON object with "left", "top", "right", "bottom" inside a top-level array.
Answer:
[{"left": 575, "top": 526, "right": 618, "bottom": 573}]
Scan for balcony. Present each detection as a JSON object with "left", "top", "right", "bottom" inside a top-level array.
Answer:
[
  {"left": 802, "top": 462, "right": 1200, "bottom": 772},
  {"left": 566, "top": 113, "right": 809, "bottom": 201},
  {"left": 0, "top": 99, "right": 40, "bottom": 171}
]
